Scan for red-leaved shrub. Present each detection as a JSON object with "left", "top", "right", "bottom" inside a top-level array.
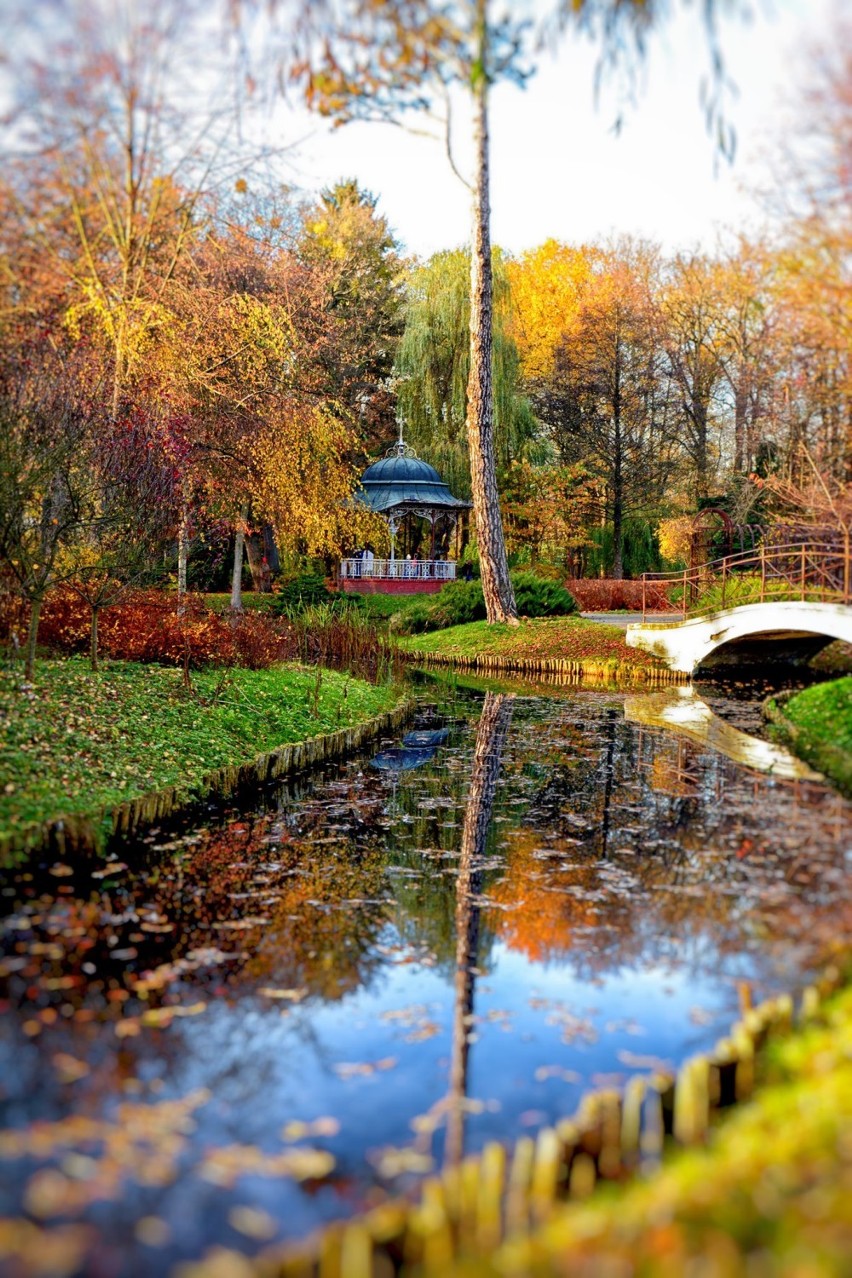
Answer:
[
  {"left": 39, "top": 588, "right": 297, "bottom": 669},
  {"left": 565, "top": 579, "right": 676, "bottom": 612}
]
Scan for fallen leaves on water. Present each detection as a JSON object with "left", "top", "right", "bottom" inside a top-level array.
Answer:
[
  {"left": 0, "top": 1218, "right": 93, "bottom": 1277},
  {"left": 281, "top": 1117, "right": 340, "bottom": 1142},
  {"left": 198, "top": 1144, "right": 335, "bottom": 1188},
  {"left": 257, "top": 986, "right": 308, "bottom": 1002},
  {"left": 227, "top": 1205, "right": 278, "bottom": 1240},
  {"left": 333, "top": 1057, "right": 398, "bottom": 1080},
  {"left": 368, "top": 1145, "right": 434, "bottom": 1178},
  {"left": 174, "top": 1247, "right": 258, "bottom": 1278}
]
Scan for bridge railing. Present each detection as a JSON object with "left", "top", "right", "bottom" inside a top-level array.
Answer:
[{"left": 640, "top": 541, "right": 851, "bottom": 621}]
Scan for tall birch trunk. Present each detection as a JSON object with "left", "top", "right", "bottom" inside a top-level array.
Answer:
[
  {"left": 466, "top": 1, "right": 517, "bottom": 625},
  {"left": 230, "top": 508, "right": 247, "bottom": 611},
  {"left": 177, "top": 505, "right": 189, "bottom": 615}
]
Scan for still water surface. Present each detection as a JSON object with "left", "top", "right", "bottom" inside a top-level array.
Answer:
[{"left": 1, "top": 676, "right": 849, "bottom": 1273}]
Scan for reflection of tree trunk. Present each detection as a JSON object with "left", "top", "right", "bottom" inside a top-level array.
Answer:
[{"left": 446, "top": 691, "right": 515, "bottom": 1168}]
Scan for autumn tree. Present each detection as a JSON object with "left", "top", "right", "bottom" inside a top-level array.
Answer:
[
  {"left": 528, "top": 242, "right": 676, "bottom": 577},
  {"left": 659, "top": 252, "right": 728, "bottom": 500},
  {"left": 0, "top": 353, "right": 95, "bottom": 678},
  {"left": 712, "top": 241, "right": 779, "bottom": 477},
  {"left": 1, "top": 0, "right": 273, "bottom": 602},
  {"left": 297, "top": 180, "right": 406, "bottom": 449},
  {"left": 60, "top": 417, "right": 180, "bottom": 669}
]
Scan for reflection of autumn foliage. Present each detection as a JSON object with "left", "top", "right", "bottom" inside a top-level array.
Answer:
[
  {"left": 246, "top": 847, "right": 389, "bottom": 1000},
  {"left": 488, "top": 829, "right": 601, "bottom": 962},
  {"left": 168, "top": 808, "right": 391, "bottom": 1001}
]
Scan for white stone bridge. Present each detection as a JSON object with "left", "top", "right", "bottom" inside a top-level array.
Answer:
[{"left": 625, "top": 543, "right": 851, "bottom": 675}]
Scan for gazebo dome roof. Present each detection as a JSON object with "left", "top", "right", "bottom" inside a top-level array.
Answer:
[
  {"left": 361, "top": 453, "right": 443, "bottom": 487},
  {"left": 356, "top": 438, "right": 470, "bottom": 515}
]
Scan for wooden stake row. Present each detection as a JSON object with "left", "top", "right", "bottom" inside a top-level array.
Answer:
[
  {"left": 257, "top": 965, "right": 845, "bottom": 1278},
  {"left": 406, "top": 651, "right": 688, "bottom": 686}
]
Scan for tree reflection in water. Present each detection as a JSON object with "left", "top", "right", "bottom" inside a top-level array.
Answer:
[{"left": 446, "top": 692, "right": 515, "bottom": 1167}]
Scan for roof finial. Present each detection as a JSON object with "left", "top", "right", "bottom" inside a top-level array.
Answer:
[{"left": 385, "top": 421, "right": 416, "bottom": 460}]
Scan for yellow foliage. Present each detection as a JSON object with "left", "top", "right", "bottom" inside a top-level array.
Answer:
[
  {"left": 253, "top": 401, "right": 386, "bottom": 558},
  {"left": 506, "top": 240, "right": 597, "bottom": 382},
  {"left": 657, "top": 516, "right": 693, "bottom": 566}
]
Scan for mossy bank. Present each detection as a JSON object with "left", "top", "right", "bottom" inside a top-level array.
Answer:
[
  {"left": 764, "top": 676, "right": 852, "bottom": 798},
  {"left": 0, "top": 658, "right": 410, "bottom": 860},
  {"left": 399, "top": 616, "right": 685, "bottom": 684}
]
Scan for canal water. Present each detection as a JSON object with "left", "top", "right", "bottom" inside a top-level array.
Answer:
[{"left": 1, "top": 674, "right": 849, "bottom": 1274}]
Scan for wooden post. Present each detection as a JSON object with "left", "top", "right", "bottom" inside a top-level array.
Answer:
[
  {"left": 721, "top": 559, "right": 727, "bottom": 610},
  {"left": 760, "top": 545, "right": 766, "bottom": 603},
  {"left": 801, "top": 543, "right": 806, "bottom": 600},
  {"left": 641, "top": 575, "right": 647, "bottom": 621}
]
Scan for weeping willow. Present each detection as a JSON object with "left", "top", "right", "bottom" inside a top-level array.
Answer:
[{"left": 394, "top": 249, "right": 543, "bottom": 498}]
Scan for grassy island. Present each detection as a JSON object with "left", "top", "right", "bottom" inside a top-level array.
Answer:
[
  {"left": 765, "top": 676, "right": 852, "bottom": 797},
  {"left": 0, "top": 658, "right": 406, "bottom": 857},
  {"left": 399, "top": 616, "right": 677, "bottom": 681}
]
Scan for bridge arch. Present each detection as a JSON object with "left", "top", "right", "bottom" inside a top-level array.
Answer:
[{"left": 626, "top": 601, "right": 852, "bottom": 675}]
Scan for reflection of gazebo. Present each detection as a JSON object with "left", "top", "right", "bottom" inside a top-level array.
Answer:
[{"left": 340, "top": 432, "right": 471, "bottom": 594}]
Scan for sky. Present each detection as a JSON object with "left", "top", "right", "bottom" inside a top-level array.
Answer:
[{"left": 270, "top": 0, "right": 838, "bottom": 261}]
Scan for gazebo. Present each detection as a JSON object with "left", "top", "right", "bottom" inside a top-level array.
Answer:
[{"left": 340, "top": 433, "right": 471, "bottom": 594}]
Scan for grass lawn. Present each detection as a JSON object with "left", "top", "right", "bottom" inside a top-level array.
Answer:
[
  {"left": 203, "top": 591, "right": 274, "bottom": 613},
  {"left": 399, "top": 616, "right": 667, "bottom": 671},
  {"left": 205, "top": 590, "right": 428, "bottom": 626},
  {"left": 766, "top": 676, "right": 852, "bottom": 796},
  {"left": 0, "top": 657, "right": 404, "bottom": 852}
]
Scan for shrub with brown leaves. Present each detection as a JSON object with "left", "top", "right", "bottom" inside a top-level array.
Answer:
[{"left": 565, "top": 579, "right": 676, "bottom": 612}]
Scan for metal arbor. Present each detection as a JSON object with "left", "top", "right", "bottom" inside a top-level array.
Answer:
[{"left": 340, "top": 433, "right": 471, "bottom": 593}]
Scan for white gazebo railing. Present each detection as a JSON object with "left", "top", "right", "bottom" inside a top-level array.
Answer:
[{"left": 341, "top": 558, "right": 456, "bottom": 582}]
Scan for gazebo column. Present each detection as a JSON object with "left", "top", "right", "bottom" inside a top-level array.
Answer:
[{"left": 387, "top": 515, "right": 400, "bottom": 565}]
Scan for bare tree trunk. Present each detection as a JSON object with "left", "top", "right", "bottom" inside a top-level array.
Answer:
[
  {"left": 446, "top": 691, "right": 515, "bottom": 1167},
  {"left": 244, "top": 531, "right": 267, "bottom": 592},
  {"left": 90, "top": 605, "right": 100, "bottom": 672},
  {"left": 230, "top": 508, "right": 247, "bottom": 611},
  {"left": 177, "top": 506, "right": 189, "bottom": 615},
  {"left": 466, "top": 1, "right": 517, "bottom": 626},
  {"left": 612, "top": 340, "right": 624, "bottom": 580},
  {"left": 25, "top": 596, "right": 42, "bottom": 681}
]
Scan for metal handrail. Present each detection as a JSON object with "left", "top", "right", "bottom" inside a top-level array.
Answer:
[{"left": 639, "top": 541, "right": 851, "bottom": 621}]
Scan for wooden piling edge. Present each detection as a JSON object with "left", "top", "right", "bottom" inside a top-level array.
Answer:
[
  {"left": 400, "top": 649, "right": 688, "bottom": 687},
  {"left": 249, "top": 959, "right": 849, "bottom": 1277},
  {"left": 1, "top": 696, "right": 418, "bottom": 863}
]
